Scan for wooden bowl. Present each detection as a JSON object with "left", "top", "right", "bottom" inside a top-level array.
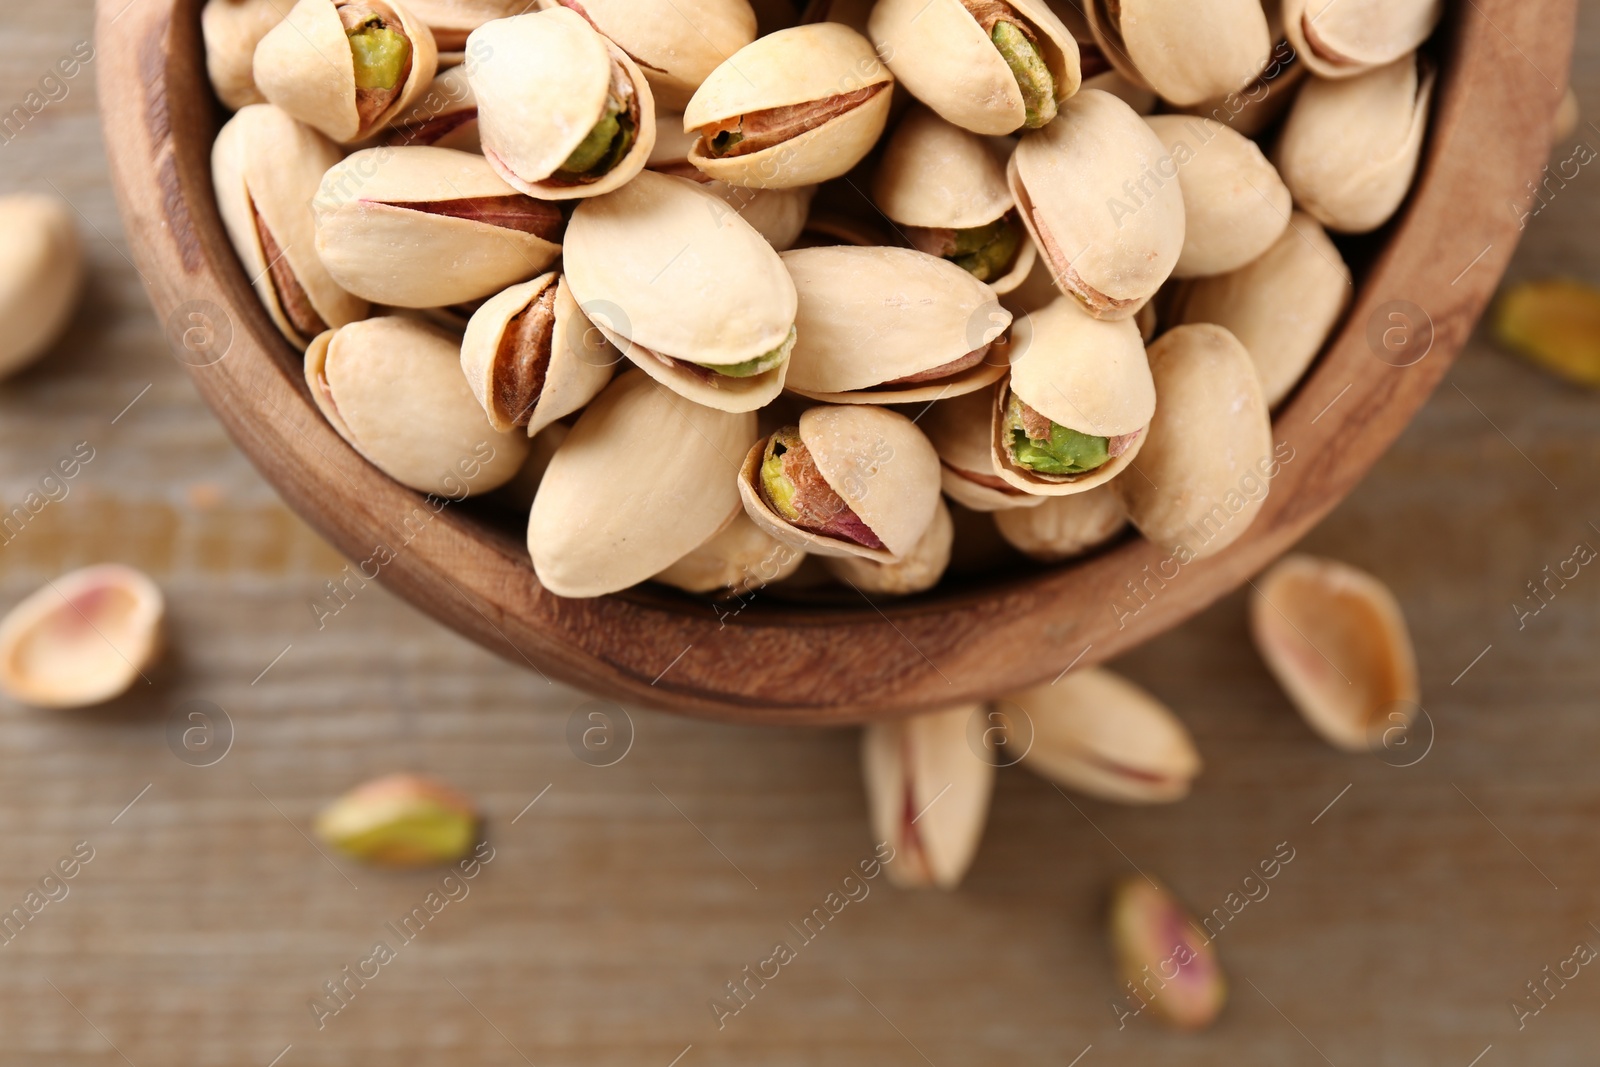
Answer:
[{"left": 99, "top": 0, "right": 1573, "bottom": 724}]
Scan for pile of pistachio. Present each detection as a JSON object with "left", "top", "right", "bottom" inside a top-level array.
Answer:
[{"left": 206, "top": 0, "right": 1441, "bottom": 599}]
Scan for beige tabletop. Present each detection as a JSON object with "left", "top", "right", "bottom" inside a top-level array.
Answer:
[{"left": 3, "top": 2, "right": 1600, "bottom": 1064}]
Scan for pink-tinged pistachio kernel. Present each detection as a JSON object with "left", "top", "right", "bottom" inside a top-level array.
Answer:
[
  {"left": 759, "top": 428, "right": 886, "bottom": 549},
  {"left": 1108, "top": 876, "right": 1227, "bottom": 1031},
  {"left": 314, "top": 773, "right": 480, "bottom": 867}
]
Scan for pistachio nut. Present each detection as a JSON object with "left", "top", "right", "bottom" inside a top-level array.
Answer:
[
  {"left": 467, "top": 9, "right": 657, "bottom": 199},
  {"left": 1491, "top": 278, "right": 1600, "bottom": 389},
  {"left": 1048, "top": 0, "right": 1156, "bottom": 111},
  {"left": 1144, "top": 115, "right": 1290, "bottom": 279},
  {"left": 862, "top": 705, "right": 995, "bottom": 889},
  {"left": 868, "top": 0, "right": 1081, "bottom": 136},
  {"left": 871, "top": 107, "right": 1037, "bottom": 292},
  {"left": 306, "top": 316, "right": 531, "bottom": 495},
  {"left": 212, "top": 105, "right": 369, "bottom": 349},
  {"left": 314, "top": 773, "right": 480, "bottom": 866},
  {"left": 1284, "top": 0, "right": 1442, "bottom": 80},
  {"left": 648, "top": 113, "right": 816, "bottom": 250},
  {"left": 254, "top": 0, "right": 439, "bottom": 144},
  {"left": 202, "top": 0, "right": 295, "bottom": 110},
  {"left": 563, "top": 170, "right": 798, "bottom": 412},
  {"left": 0, "top": 194, "right": 84, "bottom": 379},
  {"left": 683, "top": 23, "right": 893, "bottom": 189},
  {"left": 404, "top": 0, "right": 522, "bottom": 63},
  {"left": 780, "top": 245, "right": 1012, "bottom": 403},
  {"left": 1275, "top": 56, "right": 1435, "bottom": 234},
  {"left": 738, "top": 405, "right": 942, "bottom": 563},
  {"left": 1113, "top": 323, "right": 1272, "bottom": 559},
  {"left": 1177, "top": 52, "right": 1308, "bottom": 140},
  {"left": 991, "top": 298, "right": 1155, "bottom": 496},
  {"left": 1009, "top": 89, "right": 1185, "bottom": 320},
  {"left": 529, "top": 370, "right": 757, "bottom": 597},
  {"left": 920, "top": 389, "right": 1047, "bottom": 513},
  {"left": 314, "top": 146, "right": 563, "bottom": 308},
  {"left": 375, "top": 64, "right": 480, "bottom": 149},
  {"left": 824, "top": 497, "right": 953, "bottom": 595},
  {"left": 0, "top": 565, "right": 164, "bottom": 709},
  {"left": 1108, "top": 876, "right": 1227, "bottom": 1031},
  {"left": 1175, "top": 211, "right": 1351, "bottom": 407},
  {"left": 994, "top": 483, "right": 1126, "bottom": 561},
  {"left": 1084, "top": 0, "right": 1271, "bottom": 107},
  {"left": 655, "top": 512, "right": 806, "bottom": 596},
  {"left": 1251, "top": 554, "right": 1420, "bottom": 752}
]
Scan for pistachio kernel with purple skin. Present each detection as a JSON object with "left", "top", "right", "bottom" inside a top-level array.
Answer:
[
  {"left": 1108, "top": 876, "right": 1227, "bottom": 1031},
  {"left": 759, "top": 427, "right": 886, "bottom": 550}
]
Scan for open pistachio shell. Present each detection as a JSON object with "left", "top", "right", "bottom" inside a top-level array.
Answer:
[
  {"left": 374, "top": 64, "right": 480, "bottom": 149},
  {"left": 0, "top": 565, "right": 164, "bottom": 709},
  {"left": 921, "top": 389, "right": 1047, "bottom": 513},
  {"left": 529, "top": 370, "right": 757, "bottom": 597},
  {"left": 654, "top": 512, "right": 806, "bottom": 596},
  {"left": 683, "top": 23, "right": 893, "bottom": 189},
  {"left": 649, "top": 110, "right": 816, "bottom": 250},
  {"left": 824, "top": 497, "right": 953, "bottom": 595},
  {"left": 314, "top": 146, "right": 562, "bottom": 308},
  {"left": 780, "top": 245, "right": 1012, "bottom": 403},
  {"left": 563, "top": 170, "right": 798, "bottom": 412},
  {"left": 404, "top": 0, "right": 521, "bottom": 63},
  {"left": 1284, "top": 0, "right": 1441, "bottom": 80},
  {"left": 202, "top": 0, "right": 294, "bottom": 110},
  {"left": 1251, "top": 554, "right": 1420, "bottom": 752},
  {"left": 1275, "top": 56, "right": 1435, "bottom": 234},
  {"left": 738, "top": 405, "right": 942, "bottom": 563},
  {"left": 1176, "top": 211, "right": 1351, "bottom": 407},
  {"left": 1113, "top": 323, "right": 1271, "bottom": 559},
  {"left": 0, "top": 195, "right": 84, "bottom": 379},
  {"left": 1145, "top": 115, "right": 1290, "bottom": 279},
  {"left": 254, "top": 0, "right": 439, "bottom": 143},
  {"left": 1085, "top": 0, "right": 1270, "bottom": 107},
  {"left": 862, "top": 705, "right": 994, "bottom": 889},
  {"left": 868, "top": 0, "right": 1081, "bottom": 136},
  {"left": 1009, "top": 89, "right": 1185, "bottom": 319},
  {"left": 467, "top": 8, "right": 657, "bottom": 200},
  {"left": 994, "top": 483, "right": 1126, "bottom": 561},
  {"left": 306, "top": 316, "right": 530, "bottom": 495},
  {"left": 212, "top": 105, "right": 369, "bottom": 350}
]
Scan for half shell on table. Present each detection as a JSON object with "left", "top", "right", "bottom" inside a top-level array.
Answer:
[
  {"left": 1284, "top": 0, "right": 1443, "bottom": 80},
  {"left": 993, "top": 483, "right": 1126, "bottom": 561},
  {"left": 920, "top": 389, "right": 1046, "bottom": 513},
  {"left": 1083, "top": 0, "right": 1271, "bottom": 107},
  {"left": 648, "top": 114, "right": 815, "bottom": 250},
  {"left": 654, "top": 512, "right": 806, "bottom": 597},
  {"left": 823, "top": 497, "right": 954, "bottom": 596}
]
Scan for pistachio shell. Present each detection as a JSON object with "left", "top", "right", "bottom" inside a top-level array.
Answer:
[
  {"left": 212, "top": 105, "right": 369, "bottom": 349},
  {"left": 1108, "top": 876, "right": 1228, "bottom": 1031},
  {"left": 1275, "top": 56, "right": 1435, "bottom": 234},
  {"left": 868, "top": 0, "right": 1082, "bottom": 136},
  {"left": 529, "top": 370, "right": 757, "bottom": 597},
  {"left": 921, "top": 389, "right": 1047, "bottom": 512},
  {"left": 780, "top": 245, "right": 1012, "bottom": 402},
  {"left": 1178, "top": 59, "right": 1308, "bottom": 140},
  {"left": 202, "top": 0, "right": 294, "bottom": 110},
  {"left": 1284, "top": 0, "right": 1441, "bottom": 79},
  {"left": 0, "top": 195, "right": 84, "bottom": 379},
  {"left": 862, "top": 705, "right": 994, "bottom": 889},
  {"left": 314, "top": 773, "right": 480, "bottom": 866},
  {"left": 306, "top": 316, "right": 530, "bottom": 495},
  {"left": 1251, "top": 554, "right": 1420, "bottom": 752},
  {"left": 1086, "top": 0, "right": 1271, "bottom": 107},
  {"left": 1048, "top": 0, "right": 1157, "bottom": 112},
  {"left": 824, "top": 497, "right": 953, "bottom": 595},
  {"left": 994, "top": 483, "right": 1126, "bottom": 561},
  {"left": 404, "top": 0, "right": 522, "bottom": 63},
  {"left": 649, "top": 110, "right": 816, "bottom": 250},
  {"left": 374, "top": 64, "right": 481, "bottom": 149},
  {"left": 1009, "top": 89, "right": 1185, "bottom": 319},
  {"left": 1113, "top": 323, "right": 1271, "bottom": 559},
  {"left": 654, "top": 512, "right": 806, "bottom": 596},
  {"left": 1176, "top": 211, "right": 1351, "bottom": 407}
]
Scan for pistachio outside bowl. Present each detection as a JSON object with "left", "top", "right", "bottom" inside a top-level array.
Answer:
[{"left": 98, "top": 0, "right": 1574, "bottom": 724}]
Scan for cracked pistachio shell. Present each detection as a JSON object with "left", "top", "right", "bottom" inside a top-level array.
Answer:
[
  {"left": 1009, "top": 90, "right": 1184, "bottom": 319},
  {"left": 824, "top": 497, "right": 953, "bottom": 595},
  {"left": 1284, "top": 0, "right": 1442, "bottom": 80},
  {"left": 404, "top": 0, "right": 522, "bottom": 63},
  {"left": 649, "top": 113, "right": 816, "bottom": 250},
  {"left": 780, "top": 246, "right": 1012, "bottom": 403},
  {"left": 654, "top": 512, "right": 806, "bottom": 596},
  {"left": 255, "top": 0, "right": 439, "bottom": 144},
  {"left": 563, "top": 170, "right": 798, "bottom": 412},
  {"left": 1251, "top": 554, "right": 1420, "bottom": 752},
  {"left": 1176, "top": 211, "right": 1351, "bottom": 407},
  {"left": 213, "top": 105, "right": 369, "bottom": 349},
  {"left": 1086, "top": 0, "right": 1271, "bottom": 107},
  {"left": 467, "top": 9, "right": 657, "bottom": 199},
  {"left": 921, "top": 389, "right": 1046, "bottom": 513},
  {"left": 0, "top": 195, "right": 84, "bottom": 379},
  {"left": 530, "top": 370, "right": 757, "bottom": 597},
  {"left": 1010, "top": 667, "right": 1200, "bottom": 803},
  {"left": 461, "top": 273, "right": 617, "bottom": 438},
  {"left": 1108, "top": 876, "right": 1228, "bottom": 1031},
  {"left": 202, "top": 0, "right": 295, "bottom": 110},
  {"left": 1275, "top": 56, "right": 1435, "bottom": 234},
  {"left": 374, "top": 64, "right": 480, "bottom": 149},
  {"left": 684, "top": 24, "right": 893, "bottom": 189},
  {"left": 738, "top": 405, "right": 942, "bottom": 563},
  {"left": 869, "top": 0, "right": 1081, "bottom": 136},
  {"left": 1144, "top": 115, "right": 1290, "bottom": 279},
  {"left": 1113, "top": 323, "right": 1271, "bottom": 559},
  {"left": 994, "top": 482, "right": 1126, "bottom": 561},
  {"left": 862, "top": 705, "right": 994, "bottom": 889},
  {"left": 306, "top": 316, "right": 530, "bottom": 494},
  {"left": 0, "top": 565, "right": 164, "bottom": 709}
]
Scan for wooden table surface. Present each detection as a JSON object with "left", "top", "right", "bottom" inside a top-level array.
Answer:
[{"left": 4, "top": 3, "right": 1600, "bottom": 1064}]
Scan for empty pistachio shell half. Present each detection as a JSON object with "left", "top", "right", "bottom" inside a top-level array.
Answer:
[
  {"left": 563, "top": 170, "right": 798, "bottom": 412},
  {"left": 780, "top": 245, "right": 1011, "bottom": 403},
  {"left": 994, "top": 483, "right": 1126, "bottom": 561},
  {"left": 684, "top": 23, "right": 893, "bottom": 189},
  {"left": 739, "top": 405, "right": 942, "bottom": 563},
  {"left": 921, "top": 389, "right": 1046, "bottom": 512},
  {"left": 1492, "top": 278, "right": 1600, "bottom": 388},
  {"left": 824, "top": 497, "right": 954, "bottom": 596},
  {"left": 1009, "top": 89, "right": 1185, "bottom": 319},
  {"left": 404, "top": 0, "right": 521, "bottom": 63},
  {"left": 375, "top": 63, "right": 480, "bottom": 149},
  {"left": 1114, "top": 323, "right": 1271, "bottom": 560},
  {"left": 306, "top": 316, "right": 531, "bottom": 495},
  {"left": 1144, "top": 115, "right": 1290, "bottom": 279},
  {"left": 1251, "top": 554, "right": 1420, "bottom": 752},
  {"left": 0, "top": 565, "right": 164, "bottom": 709},
  {"left": 0, "top": 194, "right": 84, "bottom": 379},
  {"left": 213, "top": 105, "right": 369, "bottom": 350},
  {"left": 1085, "top": 0, "right": 1270, "bottom": 107},
  {"left": 654, "top": 512, "right": 805, "bottom": 596},
  {"left": 1284, "top": 0, "right": 1442, "bottom": 80},
  {"left": 1108, "top": 876, "right": 1227, "bottom": 1031},
  {"left": 862, "top": 705, "right": 995, "bottom": 889},
  {"left": 1275, "top": 56, "right": 1435, "bottom": 234},
  {"left": 254, "top": 0, "right": 439, "bottom": 144},
  {"left": 1176, "top": 211, "right": 1351, "bottom": 407},
  {"left": 314, "top": 773, "right": 480, "bottom": 866},
  {"left": 467, "top": 8, "right": 657, "bottom": 199},
  {"left": 202, "top": 0, "right": 294, "bottom": 110},
  {"left": 869, "top": 0, "right": 1081, "bottom": 136},
  {"left": 648, "top": 113, "right": 816, "bottom": 250}
]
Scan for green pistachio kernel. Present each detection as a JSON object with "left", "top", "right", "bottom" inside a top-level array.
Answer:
[
  {"left": 348, "top": 20, "right": 411, "bottom": 92},
  {"left": 561, "top": 101, "right": 636, "bottom": 177},
  {"left": 710, "top": 128, "right": 744, "bottom": 156},
  {"left": 950, "top": 219, "right": 1022, "bottom": 282},
  {"left": 760, "top": 429, "right": 804, "bottom": 521},
  {"left": 695, "top": 327, "right": 796, "bottom": 379},
  {"left": 992, "top": 21, "right": 1056, "bottom": 129},
  {"left": 1005, "top": 396, "right": 1110, "bottom": 475}
]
